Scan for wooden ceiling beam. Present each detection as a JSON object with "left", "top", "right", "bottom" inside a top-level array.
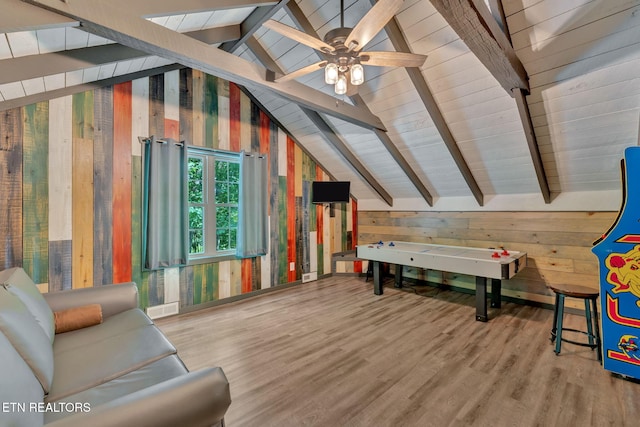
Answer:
[
  {"left": 220, "top": 1, "right": 290, "bottom": 53},
  {"left": 379, "top": 4, "right": 484, "bottom": 206},
  {"left": 429, "top": 0, "right": 529, "bottom": 95},
  {"left": 185, "top": 25, "right": 241, "bottom": 45},
  {"left": 247, "top": 35, "right": 392, "bottom": 205},
  {"left": 22, "top": 0, "right": 386, "bottom": 131}
]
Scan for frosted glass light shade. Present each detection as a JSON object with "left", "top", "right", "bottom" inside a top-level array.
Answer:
[
  {"left": 350, "top": 63, "right": 364, "bottom": 85},
  {"left": 325, "top": 63, "right": 338, "bottom": 84},
  {"left": 335, "top": 74, "right": 347, "bottom": 95}
]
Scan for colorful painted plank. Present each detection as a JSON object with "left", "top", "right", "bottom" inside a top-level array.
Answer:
[
  {"left": 204, "top": 73, "right": 218, "bottom": 149},
  {"left": 48, "top": 96, "right": 72, "bottom": 243},
  {"left": 93, "top": 86, "right": 114, "bottom": 286},
  {"left": 268, "top": 120, "right": 279, "bottom": 288},
  {"left": 287, "top": 136, "right": 296, "bottom": 282},
  {"left": 112, "top": 82, "right": 133, "bottom": 283},
  {"left": 278, "top": 176, "right": 288, "bottom": 285},
  {"left": 72, "top": 91, "right": 94, "bottom": 288},
  {"left": 241, "top": 258, "right": 252, "bottom": 294},
  {"left": 49, "top": 240, "right": 72, "bottom": 291},
  {"left": 240, "top": 89, "right": 251, "bottom": 152},
  {"left": 0, "top": 108, "right": 23, "bottom": 270},
  {"left": 229, "top": 83, "right": 240, "bottom": 152},
  {"left": 191, "top": 70, "right": 204, "bottom": 147},
  {"left": 22, "top": 102, "right": 49, "bottom": 285}
]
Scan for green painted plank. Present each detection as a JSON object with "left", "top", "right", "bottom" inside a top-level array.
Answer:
[
  {"left": 278, "top": 176, "right": 288, "bottom": 285},
  {"left": 269, "top": 121, "right": 279, "bottom": 288},
  {"left": 22, "top": 102, "right": 49, "bottom": 284},
  {"left": 193, "top": 264, "right": 203, "bottom": 305},
  {"left": 179, "top": 266, "right": 194, "bottom": 307},
  {"left": 204, "top": 74, "right": 218, "bottom": 149},
  {"left": 93, "top": 86, "right": 114, "bottom": 286},
  {"left": 0, "top": 108, "right": 23, "bottom": 271}
]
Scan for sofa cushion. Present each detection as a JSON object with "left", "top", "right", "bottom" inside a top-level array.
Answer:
[
  {"left": 48, "top": 323, "right": 177, "bottom": 402},
  {"left": 0, "top": 267, "right": 55, "bottom": 342},
  {"left": 44, "top": 355, "right": 188, "bottom": 424},
  {"left": 52, "top": 308, "right": 152, "bottom": 354},
  {"left": 0, "top": 330, "right": 45, "bottom": 427},
  {"left": 0, "top": 287, "right": 54, "bottom": 394}
]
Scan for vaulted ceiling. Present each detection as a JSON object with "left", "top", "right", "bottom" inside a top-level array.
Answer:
[{"left": 1, "top": 0, "right": 638, "bottom": 210}]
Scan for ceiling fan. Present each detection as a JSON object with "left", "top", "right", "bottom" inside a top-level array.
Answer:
[{"left": 262, "top": 0, "right": 427, "bottom": 94}]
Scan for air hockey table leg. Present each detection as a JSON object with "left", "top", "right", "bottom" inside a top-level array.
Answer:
[
  {"left": 394, "top": 264, "right": 403, "bottom": 288},
  {"left": 475, "top": 276, "right": 488, "bottom": 322},
  {"left": 491, "top": 279, "right": 502, "bottom": 308},
  {"left": 373, "top": 261, "right": 383, "bottom": 295}
]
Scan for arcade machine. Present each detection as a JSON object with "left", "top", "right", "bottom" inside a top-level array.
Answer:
[{"left": 592, "top": 146, "right": 640, "bottom": 379}]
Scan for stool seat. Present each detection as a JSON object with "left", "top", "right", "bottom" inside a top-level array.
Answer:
[
  {"left": 549, "top": 284, "right": 602, "bottom": 362},
  {"left": 548, "top": 283, "right": 599, "bottom": 299}
]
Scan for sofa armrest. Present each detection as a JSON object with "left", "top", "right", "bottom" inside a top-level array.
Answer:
[
  {"left": 43, "top": 283, "right": 139, "bottom": 319},
  {"left": 46, "top": 367, "right": 231, "bottom": 427}
]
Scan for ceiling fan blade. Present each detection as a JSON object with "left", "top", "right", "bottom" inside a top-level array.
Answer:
[
  {"left": 361, "top": 51, "right": 427, "bottom": 68},
  {"left": 263, "top": 20, "right": 335, "bottom": 53},
  {"left": 274, "top": 61, "right": 327, "bottom": 83},
  {"left": 345, "top": 0, "right": 404, "bottom": 52}
]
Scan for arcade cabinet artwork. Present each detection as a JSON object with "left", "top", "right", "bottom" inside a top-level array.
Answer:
[{"left": 593, "top": 147, "right": 640, "bottom": 379}]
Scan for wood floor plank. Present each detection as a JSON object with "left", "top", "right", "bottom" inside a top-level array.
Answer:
[{"left": 157, "top": 276, "right": 640, "bottom": 427}]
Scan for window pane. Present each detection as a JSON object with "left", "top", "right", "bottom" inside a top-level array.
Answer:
[
  {"left": 215, "top": 160, "right": 228, "bottom": 182},
  {"left": 229, "top": 206, "right": 238, "bottom": 227},
  {"left": 215, "top": 182, "right": 228, "bottom": 204},
  {"left": 189, "top": 206, "right": 203, "bottom": 229},
  {"left": 188, "top": 157, "right": 203, "bottom": 203},
  {"left": 216, "top": 206, "right": 229, "bottom": 228},
  {"left": 189, "top": 230, "right": 204, "bottom": 254},
  {"left": 228, "top": 162, "right": 240, "bottom": 182},
  {"left": 217, "top": 229, "right": 229, "bottom": 251},
  {"left": 228, "top": 183, "right": 239, "bottom": 204},
  {"left": 229, "top": 228, "right": 237, "bottom": 250}
]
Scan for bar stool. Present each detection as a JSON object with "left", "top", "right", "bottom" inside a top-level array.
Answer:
[{"left": 549, "top": 283, "right": 602, "bottom": 362}]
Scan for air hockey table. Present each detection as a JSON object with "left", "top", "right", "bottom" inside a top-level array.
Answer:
[{"left": 356, "top": 241, "right": 527, "bottom": 321}]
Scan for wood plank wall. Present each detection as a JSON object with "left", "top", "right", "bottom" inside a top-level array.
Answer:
[
  {"left": 359, "top": 211, "right": 617, "bottom": 306},
  {"left": 0, "top": 68, "right": 357, "bottom": 311}
]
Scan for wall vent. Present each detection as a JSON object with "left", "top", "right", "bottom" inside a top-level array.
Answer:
[
  {"left": 146, "top": 301, "right": 179, "bottom": 320},
  {"left": 302, "top": 272, "right": 317, "bottom": 283}
]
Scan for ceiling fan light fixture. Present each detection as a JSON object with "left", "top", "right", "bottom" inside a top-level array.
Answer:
[
  {"left": 325, "top": 62, "right": 338, "bottom": 84},
  {"left": 350, "top": 63, "right": 364, "bottom": 85},
  {"left": 335, "top": 73, "right": 348, "bottom": 95}
]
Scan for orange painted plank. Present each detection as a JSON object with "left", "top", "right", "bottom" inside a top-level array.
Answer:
[
  {"left": 113, "top": 82, "right": 133, "bottom": 283},
  {"left": 287, "top": 136, "right": 296, "bottom": 282},
  {"left": 164, "top": 118, "right": 179, "bottom": 140},
  {"left": 229, "top": 82, "right": 241, "bottom": 152},
  {"left": 241, "top": 258, "right": 252, "bottom": 294}
]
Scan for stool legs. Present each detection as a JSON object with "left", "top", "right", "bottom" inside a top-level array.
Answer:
[{"left": 554, "top": 294, "right": 565, "bottom": 355}]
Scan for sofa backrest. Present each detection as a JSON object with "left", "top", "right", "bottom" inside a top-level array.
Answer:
[
  {"left": 0, "top": 267, "right": 55, "bottom": 342},
  {"left": 0, "top": 286, "right": 54, "bottom": 394},
  {"left": 0, "top": 330, "right": 44, "bottom": 426}
]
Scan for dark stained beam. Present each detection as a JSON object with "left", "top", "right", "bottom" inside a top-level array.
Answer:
[
  {"left": 0, "top": 64, "right": 181, "bottom": 112},
  {"left": 247, "top": 34, "right": 392, "bottom": 205},
  {"left": 350, "top": 94, "right": 433, "bottom": 206},
  {"left": 22, "top": 0, "right": 386, "bottom": 131},
  {"left": 220, "top": 1, "right": 290, "bottom": 53},
  {"left": 380, "top": 8, "right": 484, "bottom": 205},
  {"left": 302, "top": 108, "right": 393, "bottom": 206},
  {"left": 488, "top": 0, "right": 551, "bottom": 203},
  {"left": 429, "top": 0, "right": 529, "bottom": 95}
]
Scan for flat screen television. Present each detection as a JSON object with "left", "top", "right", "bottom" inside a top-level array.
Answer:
[{"left": 312, "top": 181, "right": 350, "bottom": 204}]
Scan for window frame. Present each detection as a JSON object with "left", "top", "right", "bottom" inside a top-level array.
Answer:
[{"left": 187, "top": 146, "right": 241, "bottom": 264}]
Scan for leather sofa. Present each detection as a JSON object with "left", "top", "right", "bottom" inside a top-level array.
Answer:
[{"left": 0, "top": 267, "right": 231, "bottom": 426}]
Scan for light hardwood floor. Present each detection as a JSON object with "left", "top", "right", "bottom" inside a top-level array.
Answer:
[{"left": 157, "top": 276, "right": 640, "bottom": 426}]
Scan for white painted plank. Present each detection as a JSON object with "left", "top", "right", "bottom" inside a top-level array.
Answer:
[
  {"left": 48, "top": 95, "right": 73, "bottom": 241},
  {"left": 131, "top": 76, "right": 149, "bottom": 156}
]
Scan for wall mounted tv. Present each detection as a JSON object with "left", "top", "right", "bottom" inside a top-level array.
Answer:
[{"left": 312, "top": 181, "right": 351, "bottom": 204}]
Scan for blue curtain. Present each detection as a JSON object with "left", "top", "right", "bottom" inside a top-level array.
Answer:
[
  {"left": 237, "top": 151, "right": 268, "bottom": 257},
  {"left": 142, "top": 136, "right": 188, "bottom": 270}
]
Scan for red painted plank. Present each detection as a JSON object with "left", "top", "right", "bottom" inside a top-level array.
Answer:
[
  {"left": 287, "top": 136, "right": 296, "bottom": 282},
  {"left": 229, "top": 83, "right": 241, "bottom": 152},
  {"left": 241, "top": 258, "right": 252, "bottom": 294},
  {"left": 112, "top": 82, "right": 132, "bottom": 283},
  {"left": 259, "top": 111, "right": 271, "bottom": 213},
  {"left": 164, "top": 118, "right": 179, "bottom": 140}
]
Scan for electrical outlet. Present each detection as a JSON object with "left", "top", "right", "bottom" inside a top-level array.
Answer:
[{"left": 289, "top": 262, "right": 295, "bottom": 271}]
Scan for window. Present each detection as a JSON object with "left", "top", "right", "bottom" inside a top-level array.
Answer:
[{"left": 188, "top": 148, "right": 240, "bottom": 260}]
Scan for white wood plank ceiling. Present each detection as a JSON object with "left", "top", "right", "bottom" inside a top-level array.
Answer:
[{"left": 1, "top": 0, "right": 639, "bottom": 210}]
